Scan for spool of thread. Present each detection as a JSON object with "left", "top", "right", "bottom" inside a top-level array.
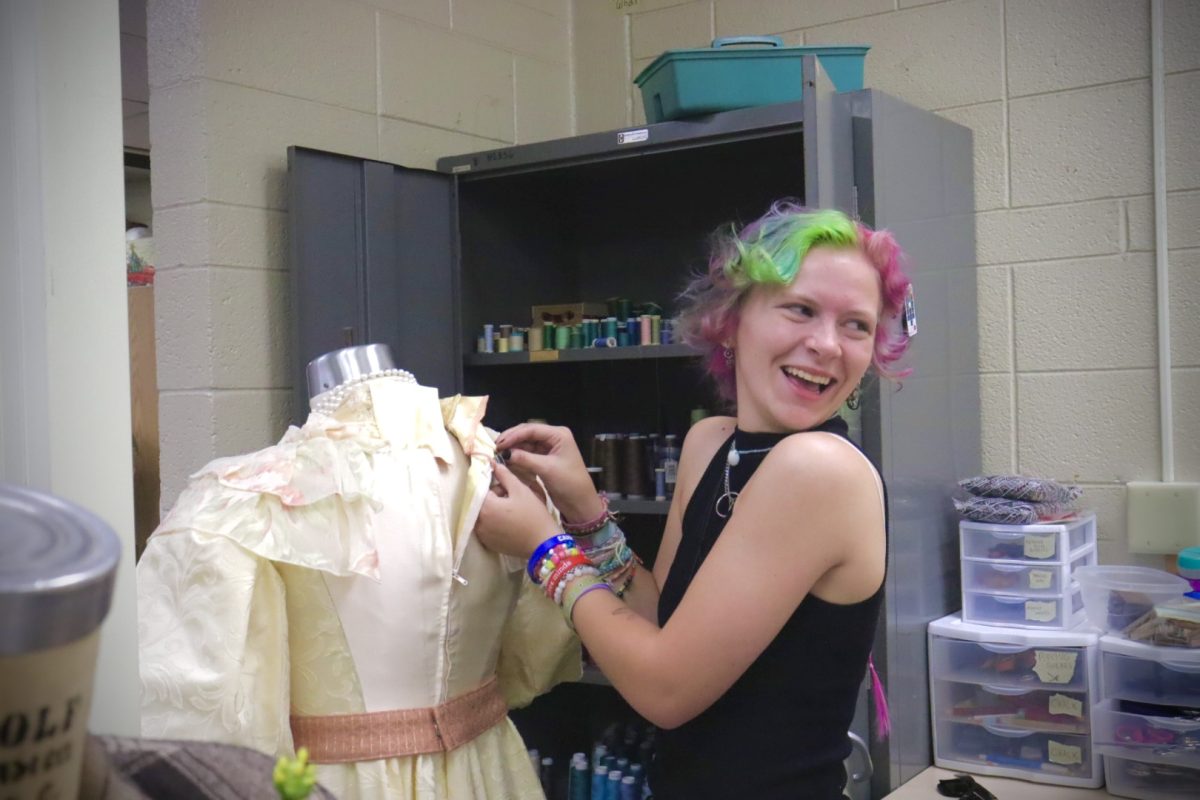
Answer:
[
  {"left": 639, "top": 315, "right": 651, "bottom": 346},
  {"left": 569, "top": 756, "right": 590, "bottom": 800},
  {"left": 603, "top": 317, "right": 619, "bottom": 340},
  {"left": 625, "top": 318, "right": 638, "bottom": 342},
  {"left": 569, "top": 325, "right": 583, "bottom": 349},
  {"left": 543, "top": 322, "right": 556, "bottom": 349},
  {"left": 591, "top": 766, "right": 608, "bottom": 800},
  {"left": 528, "top": 326, "right": 543, "bottom": 351},
  {"left": 476, "top": 335, "right": 487, "bottom": 353},
  {"left": 617, "top": 298, "right": 632, "bottom": 321},
  {"left": 616, "top": 331, "right": 630, "bottom": 347},
  {"left": 592, "top": 337, "right": 618, "bottom": 348},
  {"left": 619, "top": 775, "right": 637, "bottom": 800},
  {"left": 622, "top": 435, "right": 646, "bottom": 499},
  {"left": 483, "top": 324, "right": 495, "bottom": 353},
  {"left": 655, "top": 468, "right": 666, "bottom": 501},
  {"left": 555, "top": 324, "right": 571, "bottom": 350},
  {"left": 539, "top": 756, "right": 554, "bottom": 798},
  {"left": 650, "top": 315, "right": 661, "bottom": 345},
  {"left": 510, "top": 330, "right": 525, "bottom": 352},
  {"left": 659, "top": 318, "right": 673, "bottom": 344},
  {"left": 499, "top": 323, "right": 513, "bottom": 340},
  {"left": 583, "top": 319, "right": 599, "bottom": 343},
  {"left": 594, "top": 434, "right": 622, "bottom": 497},
  {"left": 607, "top": 771, "right": 622, "bottom": 800},
  {"left": 497, "top": 337, "right": 509, "bottom": 353}
]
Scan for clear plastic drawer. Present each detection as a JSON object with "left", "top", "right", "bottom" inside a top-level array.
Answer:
[
  {"left": 1104, "top": 754, "right": 1200, "bottom": 799},
  {"left": 1101, "top": 639, "right": 1200, "bottom": 709},
  {"left": 932, "top": 678, "right": 1091, "bottom": 735},
  {"left": 962, "top": 589, "right": 1085, "bottom": 630},
  {"left": 962, "top": 546, "right": 1095, "bottom": 597},
  {"left": 959, "top": 515, "right": 1096, "bottom": 564},
  {"left": 1093, "top": 699, "right": 1200, "bottom": 769},
  {"left": 934, "top": 718, "right": 1097, "bottom": 781},
  {"left": 929, "top": 636, "right": 1090, "bottom": 692}
]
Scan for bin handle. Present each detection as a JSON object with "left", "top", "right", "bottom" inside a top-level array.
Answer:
[{"left": 711, "top": 36, "right": 783, "bottom": 49}]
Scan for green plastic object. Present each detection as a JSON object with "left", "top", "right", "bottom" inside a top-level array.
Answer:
[{"left": 634, "top": 36, "right": 870, "bottom": 124}]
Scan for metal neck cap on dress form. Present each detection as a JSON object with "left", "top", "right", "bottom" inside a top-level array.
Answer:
[{"left": 306, "top": 344, "right": 398, "bottom": 399}]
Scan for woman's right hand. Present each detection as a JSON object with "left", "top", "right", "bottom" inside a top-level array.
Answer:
[{"left": 494, "top": 423, "right": 605, "bottom": 524}]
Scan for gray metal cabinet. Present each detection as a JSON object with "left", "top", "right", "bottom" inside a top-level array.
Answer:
[{"left": 287, "top": 62, "right": 979, "bottom": 797}]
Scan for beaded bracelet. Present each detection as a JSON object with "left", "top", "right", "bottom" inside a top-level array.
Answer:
[
  {"left": 561, "top": 494, "right": 616, "bottom": 535},
  {"left": 552, "top": 564, "right": 600, "bottom": 605},
  {"left": 543, "top": 553, "right": 593, "bottom": 600},
  {"left": 561, "top": 575, "right": 612, "bottom": 631},
  {"left": 527, "top": 533, "right": 576, "bottom": 582}
]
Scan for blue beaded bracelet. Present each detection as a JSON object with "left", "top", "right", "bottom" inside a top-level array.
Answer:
[{"left": 527, "top": 533, "right": 576, "bottom": 582}]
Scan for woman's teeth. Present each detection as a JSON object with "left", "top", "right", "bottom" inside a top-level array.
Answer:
[{"left": 782, "top": 367, "right": 834, "bottom": 393}]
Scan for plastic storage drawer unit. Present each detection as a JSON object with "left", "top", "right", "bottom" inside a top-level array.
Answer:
[
  {"left": 1103, "top": 755, "right": 1200, "bottom": 799},
  {"left": 928, "top": 613, "right": 1103, "bottom": 787},
  {"left": 959, "top": 514, "right": 1097, "bottom": 564}
]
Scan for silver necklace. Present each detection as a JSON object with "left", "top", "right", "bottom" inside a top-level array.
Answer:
[{"left": 714, "top": 440, "right": 776, "bottom": 518}]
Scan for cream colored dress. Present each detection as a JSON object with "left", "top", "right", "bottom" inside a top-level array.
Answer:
[{"left": 138, "top": 378, "right": 580, "bottom": 799}]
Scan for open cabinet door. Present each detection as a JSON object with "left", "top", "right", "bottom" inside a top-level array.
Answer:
[{"left": 287, "top": 146, "right": 459, "bottom": 423}]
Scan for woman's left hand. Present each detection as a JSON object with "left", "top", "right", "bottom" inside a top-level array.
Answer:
[{"left": 475, "top": 461, "right": 562, "bottom": 559}]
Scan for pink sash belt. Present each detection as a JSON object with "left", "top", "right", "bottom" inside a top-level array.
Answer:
[{"left": 290, "top": 676, "right": 508, "bottom": 763}]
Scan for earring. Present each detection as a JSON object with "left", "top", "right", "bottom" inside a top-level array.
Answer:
[
  {"left": 846, "top": 386, "right": 861, "bottom": 410},
  {"left": 723, "top": 347, "right": 734, "bottom": 364}
]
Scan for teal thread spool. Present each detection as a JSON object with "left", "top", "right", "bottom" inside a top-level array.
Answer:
[
  {"left": 568, "top": 325, "right": 582, "bottom": 349},
  {"left": 543, "top": 322, "right": 556, "bottom": 350},
  {"left": 555, "top": 324, "right": 571, "bottom": 350}
]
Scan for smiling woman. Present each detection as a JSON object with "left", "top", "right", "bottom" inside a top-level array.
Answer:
[{"left": 473, "top": 202, "right": 915, "bottom": 798}]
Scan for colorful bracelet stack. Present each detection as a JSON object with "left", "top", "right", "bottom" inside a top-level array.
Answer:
[
  {"left": 562, "top": 495, "right": 640, "bottom": 597},
  {"left": 527, "top": 532, "right": 611, "bottom": 630}
]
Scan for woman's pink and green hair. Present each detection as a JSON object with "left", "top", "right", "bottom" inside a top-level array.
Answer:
[{"left": 675, "top": 201, "right": 912, "bottom": 404}]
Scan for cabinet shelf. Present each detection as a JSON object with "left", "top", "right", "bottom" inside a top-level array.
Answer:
[{"left": 464, "top": 343, "right": 700, "bottom": 367}]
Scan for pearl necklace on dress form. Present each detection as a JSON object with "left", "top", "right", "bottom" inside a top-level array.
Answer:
[
  {"left": 714, "top": 440, "right": 777, "bottom": 518},
  {"left": 309, "top": 368, "right": 417, "bottom": 417}
]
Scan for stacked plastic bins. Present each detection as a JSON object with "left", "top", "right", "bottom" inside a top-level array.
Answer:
[
  {"left": 959, "top": 515, "right": 1098, "bottom": 630},
  {"left": 1093, "top": 636, "right": 1200, "bottom": 797},
  {"left": 929, "top": 513, "right": 1104, "bottom": 788}
]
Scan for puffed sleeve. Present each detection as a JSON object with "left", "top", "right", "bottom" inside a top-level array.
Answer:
[
  {"left": 137, "top": 529, "right": 294, "bottom": 759},
  {"left": 496, "top": 574, "right": 582, "bottom": 709}
]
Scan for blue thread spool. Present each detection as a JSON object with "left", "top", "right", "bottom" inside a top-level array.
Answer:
[
  {"left": 619, "top": 775, "right": 637, "bottom": 800},
  {"left": 625, "top": 318, "right": 638, "bottom": 341},
  {"left": 606, "top": 771, "right": 622, "bottom": 800},
  {"left": 592, "top": 337, "right": 618, "bottom": 348},
  {"left": 591, "top": 765, "right": 608, "bottom": 800},
  {"left": 483, "top": 324, "right": 494, "bottom": 353},
  {"left": 659, "top": 318, "right": 672, "bottom": 344},
  {"left": 655, "top": 468, "right": 666, "bottom": 501}
]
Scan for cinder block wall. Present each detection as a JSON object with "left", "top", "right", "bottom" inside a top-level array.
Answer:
[
  {"left": 150, "top": 0, "right": 1198, "bottom": 566},
  {"left": 575, "top": 0, "right": 1198, "bottom": 566},
  {"left": 147, "top": 0, "right": 572, "bottom": 510}
]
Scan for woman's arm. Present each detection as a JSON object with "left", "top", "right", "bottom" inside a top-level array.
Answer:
[{"left": 560, "top": 432, "right": 885, "bottom": 729}]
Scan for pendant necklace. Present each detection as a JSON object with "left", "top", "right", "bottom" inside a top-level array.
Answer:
[{"left": 714, "top": 440, "right": 776, "bottom": 518}]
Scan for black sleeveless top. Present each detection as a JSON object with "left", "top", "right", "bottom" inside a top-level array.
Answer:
[{"left": 652, "top": 417, "right": 886, "bottom": 800}]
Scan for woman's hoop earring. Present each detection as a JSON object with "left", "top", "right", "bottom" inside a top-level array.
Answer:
[
  {"left": 846, "top": 386, "right": 861, "bottom": 410},
  {"left": 723, "top": 347, "right": 734, "bottom": 364}
]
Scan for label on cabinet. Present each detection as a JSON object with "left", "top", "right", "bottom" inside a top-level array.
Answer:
[
  {"left": 617, "top": 129, "right": 649, "bottom": 145},
  {"left": 1023, "top": 534, "right": 1056, "bottom": 559},
  {"left": 1048, "top": 693, "right": 1083, "bottom": 719},
  {"left": 1028, "top": 569, "right": 1053, "bottom": 590},
  {"left": 1032, "top": 650, "right": 1077, "bottom": 684},
  {"left": 1025, "top": 600, "right": 1057, "bottom": 622},
  {"left": 1047, "top": 739, "right": 1083, "bottom": 766}
]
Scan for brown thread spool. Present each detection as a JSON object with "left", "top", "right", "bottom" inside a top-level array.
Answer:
[
  {"left": 622, "top": 434, "right": 647, "bottom": 499},
  {"left": 595, "top": 434, "right": 623, "bottom": 497}
]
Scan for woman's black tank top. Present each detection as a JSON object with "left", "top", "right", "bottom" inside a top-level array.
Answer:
[{"left": 652, "top": 417, "right": 886, "bottom": 800}]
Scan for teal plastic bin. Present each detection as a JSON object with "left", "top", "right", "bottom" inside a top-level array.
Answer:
[{"left": 634, "top": 36, "right": 870, "bottom": 123}]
